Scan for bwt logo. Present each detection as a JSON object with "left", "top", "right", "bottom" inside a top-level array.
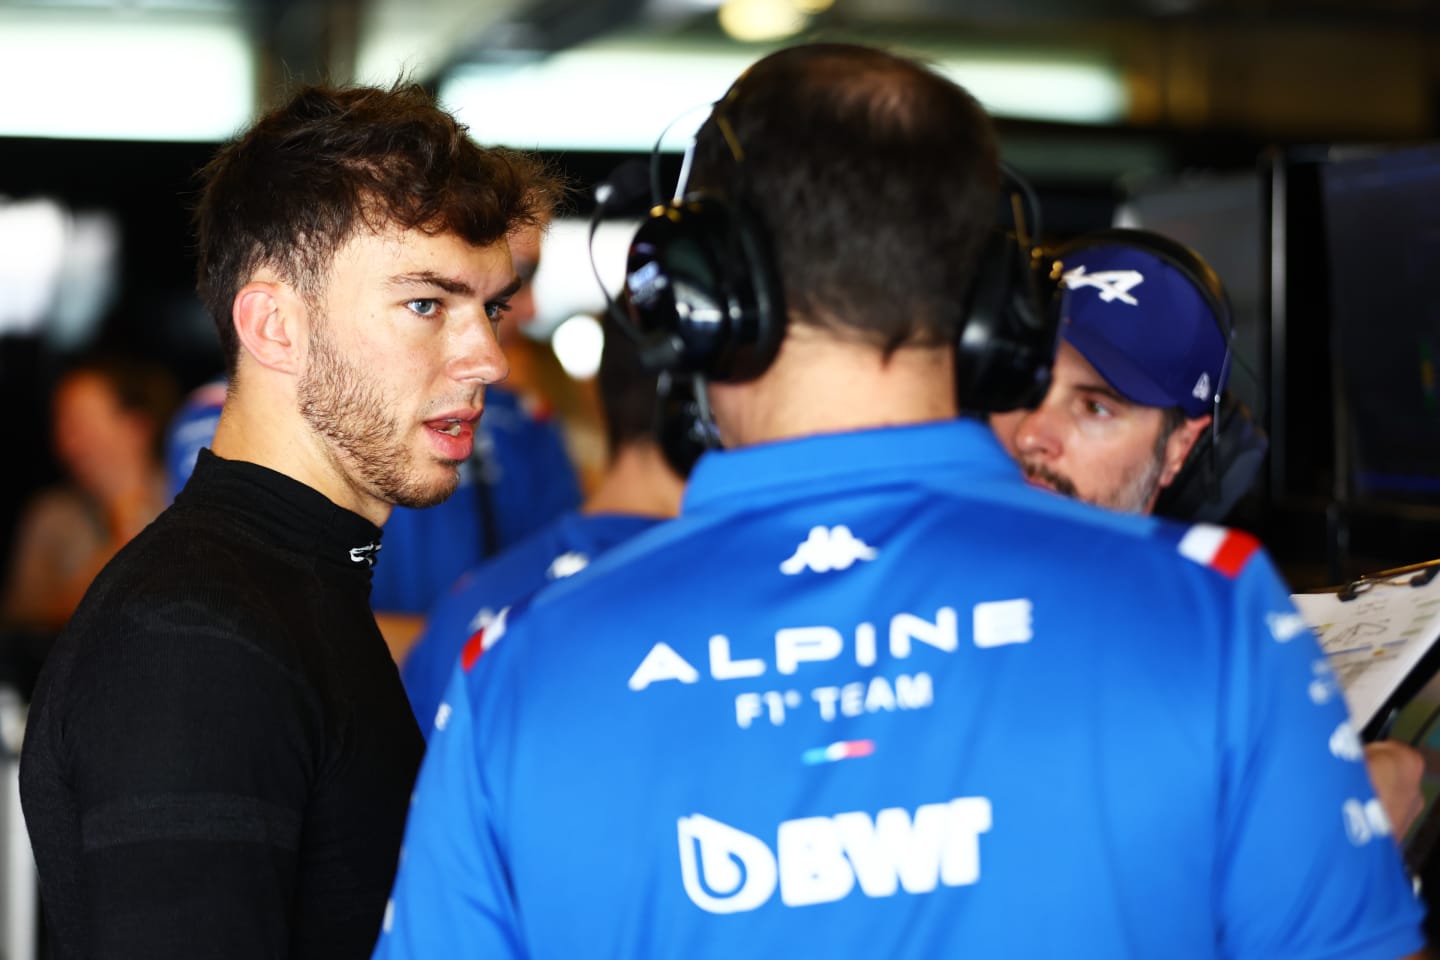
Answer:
[{"left": 677, "top": 797, "right": 992, "bottom": 914}]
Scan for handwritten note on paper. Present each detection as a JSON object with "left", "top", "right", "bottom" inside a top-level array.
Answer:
[{"left": 1291, "top": 572, "right": 1440, "bottom": 728}]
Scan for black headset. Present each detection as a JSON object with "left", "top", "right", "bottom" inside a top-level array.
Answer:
[
  {"left": 1045, "top": 227, "right": 1269, "bottom": 523},
  {"left": 957, "top": 175, "right": 1061, "bottom": 413},
  {"left": 620, "top": 104, "right": 785, "bottom": 385},
  {"left": 615, "top": 101, "right": 1058, "bottom": 417}
]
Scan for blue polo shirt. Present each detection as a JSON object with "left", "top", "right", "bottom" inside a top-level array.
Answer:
[
  {"left": 401, "top": 510, "right": 663, "bottom": 732},
  {"left": 375, "top": 419, "right": 1424, "bottom": 960}
]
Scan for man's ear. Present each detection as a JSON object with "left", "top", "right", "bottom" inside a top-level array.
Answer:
[
  {"left": 232, "top": 280, "right": 304, "bottom": 375},
  {"left": 1159, "top": 414, "right": 1211, "bottom": 489}
]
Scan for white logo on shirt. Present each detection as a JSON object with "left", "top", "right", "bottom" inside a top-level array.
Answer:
[
  {"left": 678, "top": 797, "right": 992, "bottom": 914},
  {"left": 1342, "top": 797, "right": 1392, "bottom": 846},
  {"left": 780, "top": 526, "right": 877, "bottom": 575},
  {"left": 972, "top": 599, "right": 1033, "bottom": 648},
  {"left": 1329, "top": 721, "right": 1363, "bottom": 762},
  {"left": 1267, "top": 611, "right": 1309, "bottom": 643},
  {"left": 349, "top": 542, "right": 381, "bottom": 566},
  {"left": 467, "top": 607, "right": 496, "bottom": 634},
  {"left": 628, "top": 607, "right": 958, "bottom": 691},
  {"left": 1308, "top": 659, "right": 1339, "bottom": 706},
  {"left": 1061, "top": 265, "right": 1144, "bottom": 306},
  {"left": 546, "top": 551, "right": 590, "bottom": 580}
]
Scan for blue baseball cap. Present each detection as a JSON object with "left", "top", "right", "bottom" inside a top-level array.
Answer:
[{"left": 1055, "top": 242, "right": 1229, "bottom": 419}]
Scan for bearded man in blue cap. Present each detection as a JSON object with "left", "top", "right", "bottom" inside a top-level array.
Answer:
[
  {"left": 990, "top": 227, "right": 1233, "bottom": 516},
  {"left": 991, "top": 226, "right": 1425, "bottom": 839}
]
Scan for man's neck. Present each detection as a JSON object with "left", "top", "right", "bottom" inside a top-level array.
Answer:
[
  {"left": 582, "top": 441, "right": 684, "bottom": 519},
  {"left": 709, "top": 324, "right": 958, "bottom": 448},
  {"left": 210, "top": 370, "right": 393, "bottom": 527}
]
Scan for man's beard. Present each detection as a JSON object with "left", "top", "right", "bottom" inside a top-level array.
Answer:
[
  {"left": 1021, "top": 427, "right": 1170, "bottom": 515},
  {"left": 297, "top": 320, "right": 460, "bottom": 510}
]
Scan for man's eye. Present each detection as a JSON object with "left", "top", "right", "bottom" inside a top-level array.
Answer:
[
  {"left": 1084, "top": 399, "right": 1112, "bottom": 418},
  {"left": 485, "top": 299, "right": 512, "bottom": 321},
  {"left": 407, "top": 299, "right": 441, "bottom": 317}
]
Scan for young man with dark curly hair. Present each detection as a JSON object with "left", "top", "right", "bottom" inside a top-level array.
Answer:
[{"left": 20, "top": 81, "right": 555, "bottom": 960}]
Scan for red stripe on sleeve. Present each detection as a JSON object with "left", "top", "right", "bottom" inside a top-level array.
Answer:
[
  {"left": 460, "top": 629, "right": 486, "bottom": 672},
  {"left": 1211, "top": 530, "right": 1261, "bottom": 578}
]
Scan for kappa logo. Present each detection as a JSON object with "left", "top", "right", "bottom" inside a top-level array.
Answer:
[
  {"left": 348, "top": 542, "right": 381, "bottom": 566},
  {"left": 1061, "top": 265, "right": 1144, "bottom": 306},
  {"left": 677, "top": 797, "right": 992, "bottom": 914},
  {"left": 780, "top": 526, "right": 877, "bottom": 575}
]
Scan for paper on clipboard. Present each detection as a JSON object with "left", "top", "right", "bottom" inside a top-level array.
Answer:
[{"left": 1291, "top": 569, "right": 1440, "bottom": 729}]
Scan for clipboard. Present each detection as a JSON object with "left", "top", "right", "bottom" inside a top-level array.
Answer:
[
  {"left": 1292, "top": 557, "right": 1440, "bottom": 869},
  {"left": 1291, "top": 558, "right": 1440, "bottom": 741}
]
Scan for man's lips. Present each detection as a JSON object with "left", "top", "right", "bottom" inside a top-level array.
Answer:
[
  {"left": 424, "top": 410, "right": 483, "bottom": 458},
  {"left": 425, "top": 410, "right": 482, "bottom": 436}
]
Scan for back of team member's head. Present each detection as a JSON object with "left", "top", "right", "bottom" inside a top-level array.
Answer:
[
  {"left": 597, "top": 309, "right": 662, "bottom": 459},
  {"left": 194, "top": 81, "right": 559, "bottom": 377},
  {"left": 687, "top": 43, "right": 1000, "bottom": 354}
]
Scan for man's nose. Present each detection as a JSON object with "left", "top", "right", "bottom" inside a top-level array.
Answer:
[
  {"left": 1011, "top": 402, "right": 1062, "bottom": 460},
  {"left": 449, "top": 318, "right": 509, "bottom": 386}
]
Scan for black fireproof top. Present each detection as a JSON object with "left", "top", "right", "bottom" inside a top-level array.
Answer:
[{"left": 21, "top": 449, "right": 423, "bottom": 959}]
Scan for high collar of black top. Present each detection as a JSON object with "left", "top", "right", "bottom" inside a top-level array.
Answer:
[{"left": 179, "top": 449, "right": 384, "bottom": 580}]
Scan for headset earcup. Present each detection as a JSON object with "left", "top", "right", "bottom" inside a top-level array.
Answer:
[
  {"left": 623, "top": 196, "right": 783, "bottom": 382},
  {"left": 957, "top": 231, "right": 1059, "bottom": 413},
  {"left": 1154, "top": 393, "right": 1270, "bottom": 522}
]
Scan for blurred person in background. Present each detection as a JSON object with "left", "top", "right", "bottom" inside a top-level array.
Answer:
[
  {"left": 402, "top": 307, "right": 688, "bottom": 732},
  {"left": 1, "top": 353, "right": 176, "bottom": 638}
]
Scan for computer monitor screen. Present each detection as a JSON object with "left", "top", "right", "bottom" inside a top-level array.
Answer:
[
  {"left": 1114, "top": 174, "right": 1267, "bottom": 431},
  {"left": 1322, "top": 144, "right": 1440, "bottom": 500}
]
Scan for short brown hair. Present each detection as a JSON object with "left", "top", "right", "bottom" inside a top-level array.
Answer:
[
  {"left": 194, "top": 81, "right": 559, "bottom": 374},
  {"left": 689, "top": 43, "right": 999, "bottom": 354}
]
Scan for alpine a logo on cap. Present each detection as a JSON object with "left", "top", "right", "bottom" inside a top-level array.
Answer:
[
  {"left": 349, "top": 542, "right": 381, "bottom": 566},
  {"left": 1060, "top": 265, "right": 1144, "bottom": 306},
  {"left": 1191, "top": 372, "right": 1212, "bottom": 403}
]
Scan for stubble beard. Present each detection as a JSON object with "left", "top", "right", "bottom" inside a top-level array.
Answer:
[
  {"left": 1099, "top": 449, "right": 1166, "bottom": 515},
  {"left": 297, "top": 319, "right": 461, "bottom": 510},
  {"left": 1021, "top": 429, "right": 1169, "bottom": 516}
]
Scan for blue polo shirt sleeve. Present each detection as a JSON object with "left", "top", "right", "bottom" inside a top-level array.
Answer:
[
  {"left": 399, "top": 573, "right": 487, "bottom": 733},
  {"left": 1215, "top": 547, "right": 1425, "bottom": 959},
  {"left": 373, "top": 642, "right": 522, "bottom": 960}
]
